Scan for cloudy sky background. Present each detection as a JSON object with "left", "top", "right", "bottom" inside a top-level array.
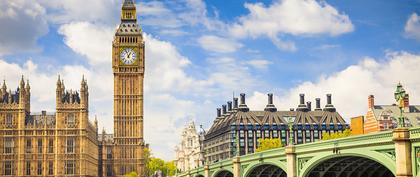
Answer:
[{"left": 0, "top": 0, "right": 420, "bottom": 159}]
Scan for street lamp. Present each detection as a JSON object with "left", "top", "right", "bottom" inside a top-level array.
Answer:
[
  {"left": 286, "top": 116, "right": 296, "bottom": 146},
  {"left": 394, "top": 83, "right": 406, "bottom": 128}
]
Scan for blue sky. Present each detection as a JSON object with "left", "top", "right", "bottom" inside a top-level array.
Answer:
[{"left": 0, "top": 0, "right": 420, "bottom": 159}]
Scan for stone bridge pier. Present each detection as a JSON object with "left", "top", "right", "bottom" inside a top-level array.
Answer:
[{"left": 180, "top": 128, "right": 420, "bottom": 177}]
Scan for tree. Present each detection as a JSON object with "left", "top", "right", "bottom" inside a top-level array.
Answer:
[
  {"left": 124, "top": 172, "right": 139, "bottom": 177},
  {"left": 322, "top": 129, "right": 352, "bottom": 140},
  {"left": 147, "top": 158, "right": 166, "bottom": 176},
  {"left": 255, "top": 138, "right": 282, "bottom": 152},
  {"left": 144, "top": 147, "right": 151, "bottom": 175},
  {"left": 165, "top": 161, "right": 177, "bottom": 176}
]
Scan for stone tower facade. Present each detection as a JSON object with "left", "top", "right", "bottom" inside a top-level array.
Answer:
[
  {"left": 0, "top": 76, "right": 99, "bottom": 176},
  {"left": 112, "top": 0, "right": 145, "bottom": 176}
]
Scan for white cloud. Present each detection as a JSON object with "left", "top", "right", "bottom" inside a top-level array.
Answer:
[
  {"left": 405, "top": 13, "right": 420, "bottom": 41},
  {"left": 58, "top": 22, "right": 114, "bottom": 66},
  {"left": 197, "top": 35, "right": 243, "bottom": 53},
  {"left": 0, "top": 0, "right": 48, "bottom": 55},
  {"left": 39, "top": 0, "right": 119, "bottom": 24},
  {"left": 245, "top": 59, "right": 272, "bottom": 70},
  {"left": 230, "top": 0, "right": 353, "bottom": 50},
  {"left": 246, "top": 52, "right": 420, "bottom": 121}
]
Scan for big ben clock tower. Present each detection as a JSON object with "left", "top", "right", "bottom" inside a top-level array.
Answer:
[{"left": 112, "top": 0, "right": 144, "bottom": 176}]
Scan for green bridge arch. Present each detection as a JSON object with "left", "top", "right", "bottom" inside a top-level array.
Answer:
[
  {"left": 242, "top": 159, "right": 287, "bottom": 177},
  {"left": 211, "top": 168, "right": 234, "bottom": 177},
  {"left": 298, "top": 150, "right": 396, "bottom": 177}
]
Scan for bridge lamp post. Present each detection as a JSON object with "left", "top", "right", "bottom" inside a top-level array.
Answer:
[
  {"left": 286, "top": 116, "right": 296, "bottom": 146},
  {"left": 394, "top": 83, "right": 406, "bottom": 128}
]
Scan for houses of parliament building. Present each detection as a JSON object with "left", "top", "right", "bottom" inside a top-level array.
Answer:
[{"left": 0, "top": 0, "right": 145, "bottom": 176}]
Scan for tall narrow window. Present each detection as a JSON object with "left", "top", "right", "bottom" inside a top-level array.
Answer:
[
  {"left": 48, "top": 139, "right": 54, "bottom": 153},
  {"left": 26, "top": 161, "right": 31, "bottom": 175},
  {"left": 5, "top": 113, "right": 12, "bottom": 127},
  {"left": 26, "top": 139, "right": 32, "bottom": 153},
  {"left": 4, "top": 161, "right": 13, "bottom": 176},
  {"left": 37, "top": 161, "right": 42, "bottom": 175},
  {"left": 65, "top": 161, "right": 75, "bottom": 175},
  {"left": 37, "top": 139, "right": 43, "bottom": 153},
  {"left": 66, "top": 138, "right": 75, "bottom": 153},
  {"left": 48, "top": 161, "right": 54, "bottom": 175},
  {"left": 106, "top": 164, "right": 113, "bottom": 176},
  {"left": 107, "top": 147, "right": 112, "bottom": 159},
  {"left": 4, "top": 138, "right": 14, "bottom": 154}
]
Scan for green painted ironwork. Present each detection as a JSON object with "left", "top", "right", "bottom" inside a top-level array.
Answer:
[{"left": 177, "top": 127, "right": 420, "bottom": 177}]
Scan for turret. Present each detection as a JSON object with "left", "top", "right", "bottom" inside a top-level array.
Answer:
[
  {"left": 80, "top": 75, "right": 89, "bottom": 109},
  {"left": 56, "top": 75, "right": 62, "bottom": 104}
]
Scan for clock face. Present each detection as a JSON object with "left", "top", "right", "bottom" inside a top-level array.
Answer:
[{"left": 120, "top": 48, "right": 137, "bottom": 65}]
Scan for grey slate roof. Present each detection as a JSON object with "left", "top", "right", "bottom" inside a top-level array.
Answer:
[{"left": 372, "top": 105, "right": 420, "bottom": 126}]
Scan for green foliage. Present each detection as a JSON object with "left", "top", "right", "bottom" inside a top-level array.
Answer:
[
  {"left": 255, "top": 138, "right": 282, "bottom": 152},
  {"left": 123, "top": 171, "right": 139, "bottom": 177},
  {"left": 145, "top": 148, "right": 177, "bottom": 176},
  {"left": 322, "top": 129, "right": 352, "bottom": 140}
]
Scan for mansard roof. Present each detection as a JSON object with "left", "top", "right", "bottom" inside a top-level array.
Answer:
[{"left": 205, "top": 93, "right": 347, "bottom": 140}]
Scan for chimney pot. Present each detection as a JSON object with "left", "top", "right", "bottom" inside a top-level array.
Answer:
[
  {"left": 227, "top": 101, "right": 232, "bottom": 111},
  {"left": 316, "top": 98, "right": 320, "bottom": 108},
  {"left": 268, "top": 93, "right": 273, "bottom": 104},
  {"left": 233, "top": 98, "right": 239, "bottom": 109},
  {"left": 300, "top": 94, "right": 305, "bottom": 105},
  {"left": 222, "top": 105, "right": 227, "bottom": 115},
  {"left": 307, "top": 101, "right": 312, "bottom": 111},
  {"left": 240, "top": 93, "right": 246, "bottom": 105},
  {"left": 217, "top": 108, "right": 221, "bottom": 117},
  {"left": 327, "top": 94, "right": 332, "bottom": 105}
]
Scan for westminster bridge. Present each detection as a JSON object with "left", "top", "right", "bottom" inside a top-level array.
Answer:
[{"left": 177, "top": 127, "right": 420, "bottom": 177}]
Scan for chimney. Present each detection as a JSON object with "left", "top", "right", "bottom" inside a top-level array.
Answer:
[
  {"left": 327, "top": 94, "right": 332, "bottom": 105},
  {"left": 368, "top": 95, "right": 374, "bottom": 110},
  {"left": 404, "top": 94, "right": 410, "bottom": 112},
  {"left": 296, "top": 93, "right": 308, "bottom": 111},
  {"left": 222, "top": 105, "right": 227, "bottom": 115},
  {"left": 404, "top": 94, "right": 409, "bottom": 108},
  {"left": 238, "top": 93, "right": 249, "bottom": 112},
  {"left": 216, "top": 108, "right": 221, "bottom": 117},
  {"left": 315, "top": 98, "right": 322, "bottom": 111},
  {"left": 307, "top": 101, "right": 312, "bottom": 111},
  {"left": 233, "top": 98, "right": 239, "bottom": 110},
  {"left": 227, "top": 101, "right": 232, "bottom": 112},
  {"left": 264, "top": 93, "right": 277, "bottom": 112},
  {"left": 323, "top": 94, "right": 336, "bottom": 112},
  {"left": 300, "top": 94, "right": 305, "bottom": 105}
]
